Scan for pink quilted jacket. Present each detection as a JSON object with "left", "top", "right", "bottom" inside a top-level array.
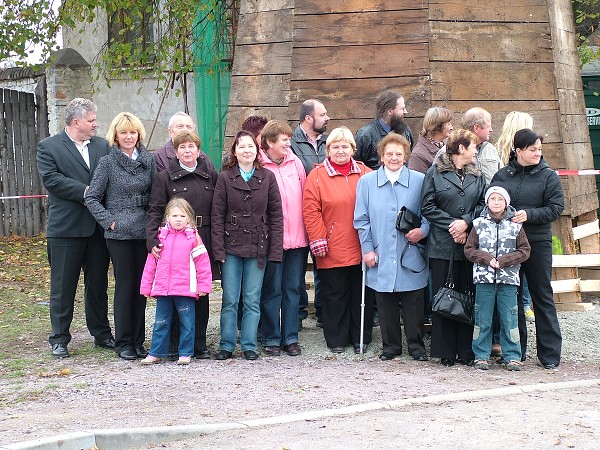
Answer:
[{"left": 140, "top": 224, "right": 212, "bottom": 299}]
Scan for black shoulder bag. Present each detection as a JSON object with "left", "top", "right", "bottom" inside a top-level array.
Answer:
[{"left": 431, "top": 246, "right": 474, "bottom": 324}]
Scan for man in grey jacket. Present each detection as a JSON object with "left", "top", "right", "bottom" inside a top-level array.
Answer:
[
  {"left": 36, "top": 98, "right": 114, "bottom": 358},
  {"left": 291, "top": 99, "right": 330, "bottom": 328},
  {"left": 462, "top": 107, "right": 503, "bottom": 185}
]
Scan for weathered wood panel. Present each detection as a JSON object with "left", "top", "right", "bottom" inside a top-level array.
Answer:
[
  {"left": 229, "top": 75, "right": 290, "bottom": 107},
  {"left": 431, "top": 62, "right": 557, "bottom": 102},
  {"left": 231, "top": 43, "right": 292, "bottom": 76},
  {"left": 294, "top": 10, "right": 428, "bottom": 46},
  {"left": 295, "top": 0, "right": 426, "bottom": 14},
  {"left": 292, "top": 44, "right": 429, "bottom": 80},
  {"left": 557, "top": 89, "right": 588, "bottom": 116},
  {"left": 235, "top": 9, "right": 294, "bottom": 45},
  {"left": 430, "top": 22, "right": 552, "bottom": 62},
  {"left": 289, "top": 77, "right": 430, "bottom": 120},
  {"left": 429, "top": 0, "right": 549, "bottom": 22}
]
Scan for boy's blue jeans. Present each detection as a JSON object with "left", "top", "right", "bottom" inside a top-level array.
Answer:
[
  {"left": 149, "top": 296, "right": 196, "bottom": 358},
  {"left": 472, "top": 283, "right": 521, "bottom": 362}
]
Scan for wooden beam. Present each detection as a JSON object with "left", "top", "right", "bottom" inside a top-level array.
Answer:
[
  {"left": 556, "top": 302, "right": 595, "bottom": 311},
  {"left": 550, "top": 278, "right": 579, "bottom": 294},
  {"left": 572, "top": 219, "right": 599, "bottom": 241},
  {"left": 579, "top": 279, "right": 600, "bottom": 293},
  {"left": 552, "top": 254, "right": 600, "bottom": 267}
]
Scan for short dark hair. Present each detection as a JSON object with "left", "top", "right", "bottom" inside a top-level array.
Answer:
[
  {"left": 173, "top": 131, "right": 201, "bottom": 150},
  {"left": 513, "top": 128, "right": 543, "bottom": 150},
  {"left": 299, "top": 99, "right": 319, "bottom": 123},
  {"left": 224, "top": 130, "right": 263, "bottom": 170},
  {"left": 376, "top": 90, "right": 402, "bottom": 119},
  {"left": 241, "top": 115, "right": 268, "bottom": 139},
  {"left": 446, "top": 129, "right": 478, "bottom": 155}
]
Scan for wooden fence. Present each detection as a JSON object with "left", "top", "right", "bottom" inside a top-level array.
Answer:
[{"left": 0, "top": 88, "right": 48, "bottom": 236}]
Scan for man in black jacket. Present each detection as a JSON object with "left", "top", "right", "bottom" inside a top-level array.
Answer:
[
  {"left": 36, "top": 98, "right": 114, "bottom": 358},
  {"left": 355, "top": 90, "right": 414, "bottom": 170}
]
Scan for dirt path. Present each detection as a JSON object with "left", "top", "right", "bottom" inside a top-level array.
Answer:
[{"left": 1, "top": 302, "right": 600, "bottom": 448}]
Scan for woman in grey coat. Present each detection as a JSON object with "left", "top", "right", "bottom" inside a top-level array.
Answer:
[{"left": 86, "top": 112, "right": 156, "bottom": 360}]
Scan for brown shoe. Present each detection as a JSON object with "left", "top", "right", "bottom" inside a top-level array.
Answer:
[
  {"left": 283, "top": 343, "right": 301, "bottom": 356},
  {"left": 263, "top": 346, "right": 281, "bottom": 356}
]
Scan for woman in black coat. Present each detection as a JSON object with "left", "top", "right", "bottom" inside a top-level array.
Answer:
[
  {"left": 146, "top": 131, "right": 219, "bottom": 359},
  {"left": 491, "top": 128, "right": 564, "bottom": 369},
  {"left": 421, "top": 129, "right": 486, "bottom": 366}
]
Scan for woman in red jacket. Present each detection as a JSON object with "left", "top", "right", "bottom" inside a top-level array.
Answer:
[{"left": 303, "top": 126, "right": 371, "bottom": 354}]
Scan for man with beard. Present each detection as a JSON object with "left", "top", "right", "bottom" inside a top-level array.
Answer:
[
  {"left": 291, "top": 99, "right": 330, "bottom": 175},
  {"left": 291, "top": 99, "right": 330, "bottom": 329},
  {"left": 355, "top": 90, "right": 414, "bottom": 170}
]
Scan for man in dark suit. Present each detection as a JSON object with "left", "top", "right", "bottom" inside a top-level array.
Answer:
[{"left": 36, "top": 98, "right": 114, "bottom": 357}]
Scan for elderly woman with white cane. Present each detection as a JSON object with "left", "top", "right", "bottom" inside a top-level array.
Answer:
[{"left": 354, "top": 132, "right": 430, "bottom": 361}]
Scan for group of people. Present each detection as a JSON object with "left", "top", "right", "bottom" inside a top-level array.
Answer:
[{"left": 37, "top": 91, "right": 564, "bottom": 370}]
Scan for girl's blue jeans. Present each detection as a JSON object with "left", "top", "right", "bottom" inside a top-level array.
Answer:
[{"left": 148, "top": 296, "right": 196, "bottom": 358}]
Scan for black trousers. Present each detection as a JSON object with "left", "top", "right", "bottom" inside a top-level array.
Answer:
[
  {"left": 430, "top": 258, "right": 475, "bottom": 361},
  {"left": 106, "top": 239, "right": 147, "bottom": 353},
  {"left": 376, "top": 289, "right": 426, "bottom": 356},
  {"left": 169, "top": 294, "right": 209, "bottom": 355},
  {"left": 47, "top": 227, "right": 111, "bottom": 345},
  {"left": 318, "top": 264, "right": 373, "bottom": 348},
  {"left": 519, "top": 240, "right": 562, "bottom": 366}
]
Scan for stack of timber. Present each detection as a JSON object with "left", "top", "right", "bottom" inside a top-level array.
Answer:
[{"left": 551, "top": 212, "right": 599, "bottom": 311}]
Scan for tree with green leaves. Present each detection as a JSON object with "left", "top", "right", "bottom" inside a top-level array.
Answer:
[{"left": 0, "top": 0, "right": 235, "bottom": 91}]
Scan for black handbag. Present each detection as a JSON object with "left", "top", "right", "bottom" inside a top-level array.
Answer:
[
  {"left": 431, "top": 246, "right": 474, "bottom": 324},
  {"left": 396, "top": 206, "right": 421, "bottom": 234}
]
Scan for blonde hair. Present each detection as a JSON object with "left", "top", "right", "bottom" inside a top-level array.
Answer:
[
  {"left": 325, "top": 126, "right": 356, "bottom": 155},
  {"left": 106, "top": 112, "right": 146, "bottom": 147},
  {"left": 164, "top": 197, "right": 197, "bottom": 229},
  {"left": 495, "top": 112, "right": 534, "bottom": 164}
]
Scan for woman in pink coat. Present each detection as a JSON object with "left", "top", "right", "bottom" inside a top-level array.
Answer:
[{"left": 140, "top": 198, "right": 212, "bottom": 365}]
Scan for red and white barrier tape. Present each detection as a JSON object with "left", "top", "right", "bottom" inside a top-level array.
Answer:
[
  {"left": 0, "top": 195, "right": 48, "bottom": 200},
  {"left": 555, "top": 169, "right": 600, "bottom": 176},
  {"left": 0, "top": 170, "right": 599, "bottom": 200}
]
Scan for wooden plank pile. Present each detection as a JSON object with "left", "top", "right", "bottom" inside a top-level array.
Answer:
[{"left": 551, "top": 213, "right": 599, "bottom": 311}]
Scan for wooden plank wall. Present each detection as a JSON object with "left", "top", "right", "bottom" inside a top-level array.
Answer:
[
  {"left": 290, "top": 0, "right": 430, "bottom": 137},
  {"left": 226, "top": 0, "right": 596, "bottom": 219},
  {"left": 0, "top": 89, "right": 46, "bottom": 236}
]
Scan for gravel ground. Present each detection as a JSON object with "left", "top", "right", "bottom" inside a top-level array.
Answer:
[{"left": 1, "top": 296, "right": 599, "bottom": 448}]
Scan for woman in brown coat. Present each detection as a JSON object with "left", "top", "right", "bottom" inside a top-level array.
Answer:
[
  {"left": 211, "top": 130, "right": 283, "bottom": 361},
  {"left": 146, "top": 131, "right": 218, "bottom": 359}
]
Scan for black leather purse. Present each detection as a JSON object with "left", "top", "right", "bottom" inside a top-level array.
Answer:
[
  {"left": 395, "top": 206, "right": 421, "bottom": 234},
  {"left": 431, "top": 246, "right": 474, "bottom": 324}
]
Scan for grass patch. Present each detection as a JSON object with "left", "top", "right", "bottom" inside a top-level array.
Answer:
[{"left": 0, "top": 235, "right": 116, "bottom": 379}]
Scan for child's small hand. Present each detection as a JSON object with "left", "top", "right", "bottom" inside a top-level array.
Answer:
[
  {"left": 197, "top": 292, "right": 209, "bottom": 297},
  {"left": 489, "top": 258, "right": 500, "bottom": 269}
]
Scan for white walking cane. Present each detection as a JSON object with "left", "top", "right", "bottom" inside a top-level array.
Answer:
[{"left": 359, "top": 260, "right": 366, "bottom": 359}]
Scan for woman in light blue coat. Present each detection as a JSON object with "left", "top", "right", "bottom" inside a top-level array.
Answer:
[{"left": 354, "top": 133, "right": 429, "bottom": 361}]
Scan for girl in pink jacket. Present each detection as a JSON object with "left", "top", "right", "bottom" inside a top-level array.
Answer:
[{"left": 140, "top": 198, "right": 212, "bottom": 365}]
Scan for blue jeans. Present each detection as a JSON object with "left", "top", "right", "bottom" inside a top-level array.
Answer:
[
  {"left": 220, "top": 255, "right": 265, "bottom": 352},
  {"left": 261, "top": 247, "right": 308, "bottom": 347},
  {"left": 472, "top": 283, "right": 521, "bottom": 362},
  {"left": 149, "top": 296, "right": 196, "bottom": 358}
]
